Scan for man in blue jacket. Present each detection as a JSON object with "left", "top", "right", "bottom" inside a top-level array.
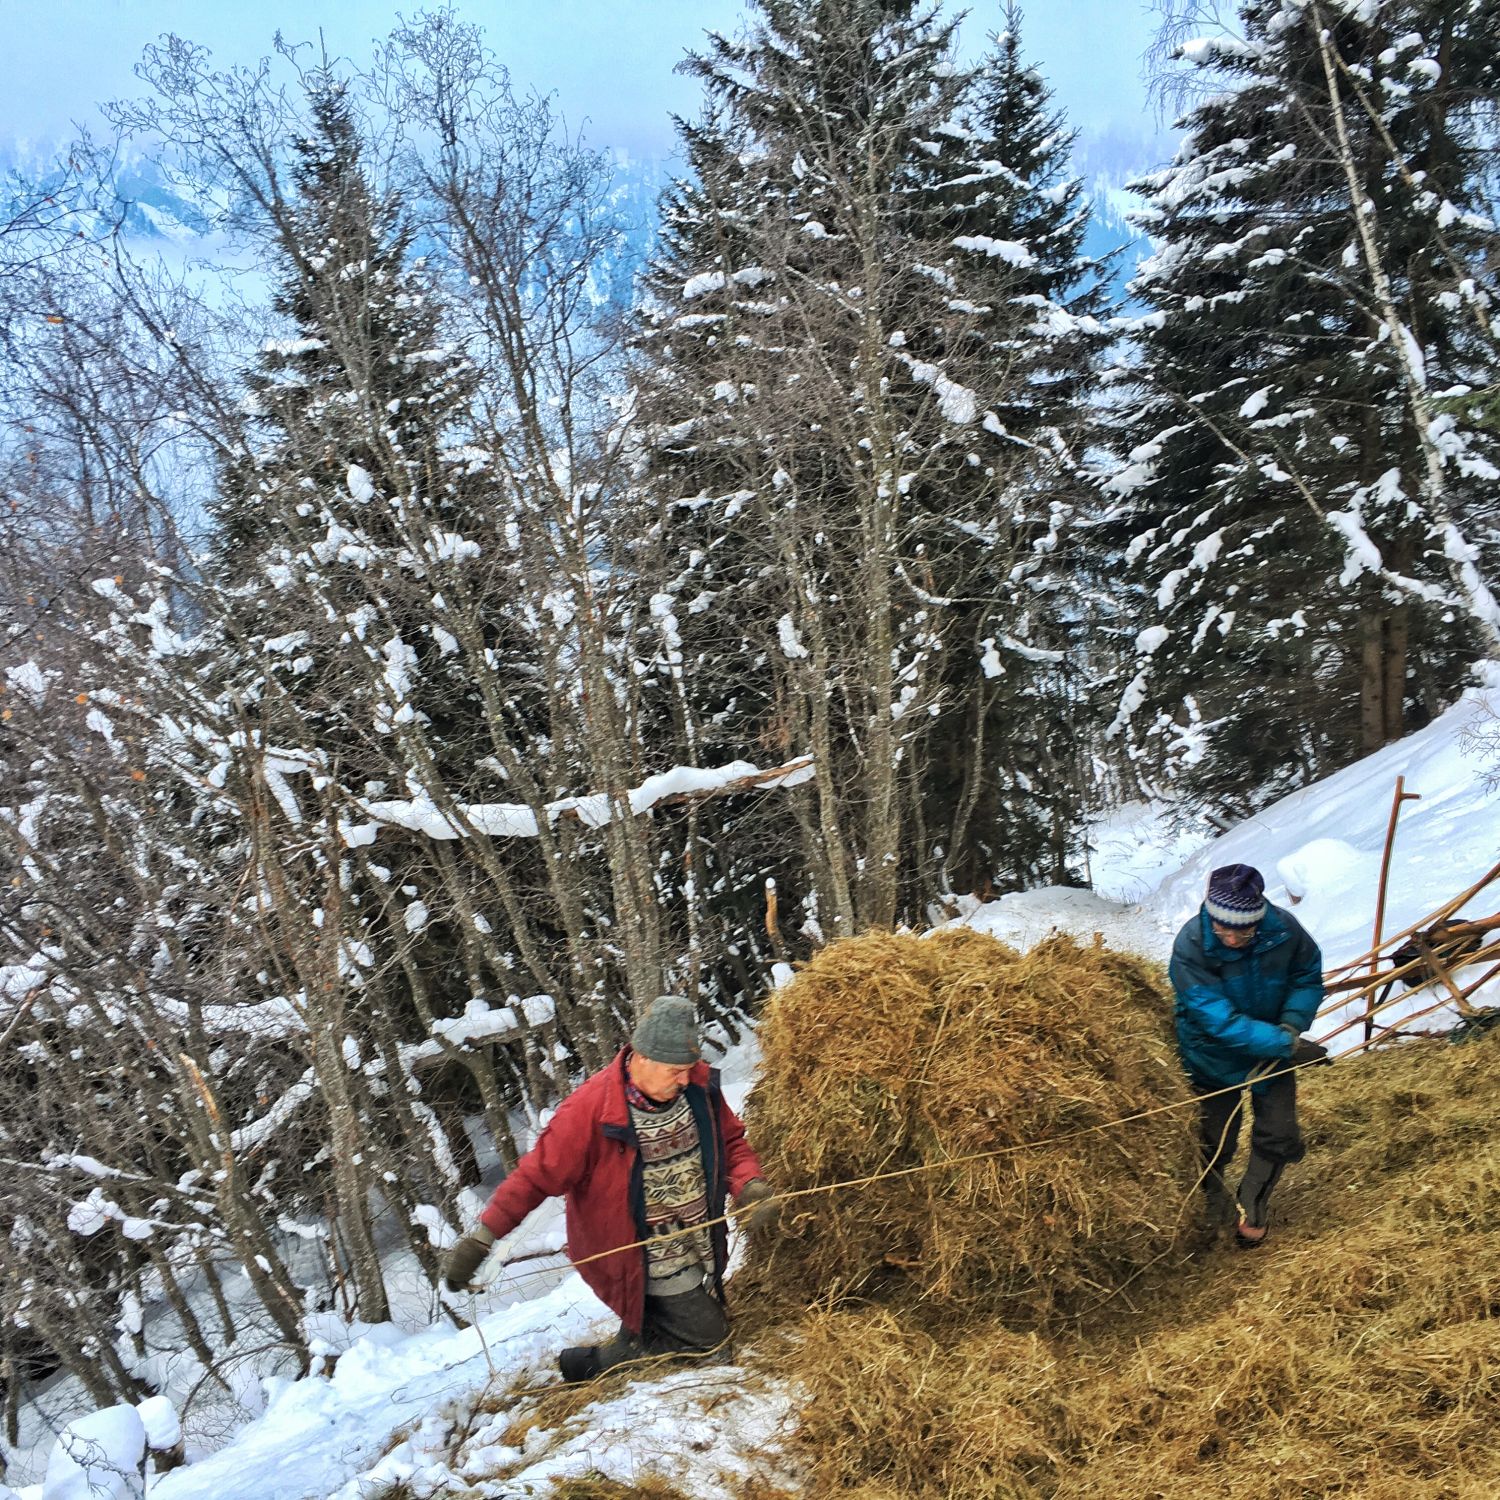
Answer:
[{"left": 1169, "top": 863, "right": 1329, "bottom": 1246}]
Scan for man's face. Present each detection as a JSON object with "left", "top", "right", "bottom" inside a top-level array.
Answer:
[
  {"left": 1211, "top": 920, "right": 1258, "bottom": 949},
  {"left": 630, "top": 1053, "right": 696, "bottom": 1103}
]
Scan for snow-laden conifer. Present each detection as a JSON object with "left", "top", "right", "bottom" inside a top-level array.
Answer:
[
  {"left": 1108, "top": 0, "right": 1500, "bottom": 811},
  {"left": 634, "top": 0, "right": 1110, "bottom": 938}
]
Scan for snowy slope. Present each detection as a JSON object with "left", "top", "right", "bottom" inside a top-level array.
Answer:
[
  {"left": 965, "top": 685, "right": 1500, "bottom": 1041},
  {"left": 17, "top": 690, "right": 1498, "bottom": 1499},
  {"left": 1145, "top": 688, "right": 1498, "bottom": 961}
]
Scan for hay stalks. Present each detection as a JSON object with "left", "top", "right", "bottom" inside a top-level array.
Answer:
[
  {"left": 766, "top": 1021, "right": 1500, "bottom": 1500},
  {"left": 746, "top": 929, "right": 1198, "bottom": 1323}
]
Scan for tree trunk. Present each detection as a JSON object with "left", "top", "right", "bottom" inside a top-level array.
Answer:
[
  {"left": 310, "top": 1026, "right": 391, "bottom": 1325},
  {"left": 1383, "top": 600, "right": 1409, "bottom": 744},
  {"left": 1313, "top": 9, "right": 1500, "bottom": 660},
  {"left": 195, "top": 1244, "right": 238, "bottom": 1346},
  {"left": 176, "top": 1058, "right": 309, "bottom": 1363},
  {"left": 24, "top": 1305, "right": 126, "bottom": 1409},
  {"left": 145, "top": 1241, "right": 224, "bottom": 1381},
  {"left": 1359, "top": 604, "right": 1388, "bottom": 755}
]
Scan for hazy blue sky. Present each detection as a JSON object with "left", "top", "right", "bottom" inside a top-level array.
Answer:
[{"left": 3, "top": 1, "right": 1171, "bottom": 165}]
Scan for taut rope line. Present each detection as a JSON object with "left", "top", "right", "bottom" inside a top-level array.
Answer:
[{"left": 473, "top": 1020, "right": 1439, "bottom": 1299}]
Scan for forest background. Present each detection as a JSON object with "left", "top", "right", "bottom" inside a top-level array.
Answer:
[{"left": 1, "top": 0, "right": 1497, "bottom": 1449}]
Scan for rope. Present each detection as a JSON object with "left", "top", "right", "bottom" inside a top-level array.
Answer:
[
  {"left": 446, "top": 905, "right": 1500, "bottom": 1396},
  {"left": 448, "top": 1019, "right": 1473, "bottom": 1404},
  {"left": 475, "top": 1034, "right": 1404, "bottom": 1300}
]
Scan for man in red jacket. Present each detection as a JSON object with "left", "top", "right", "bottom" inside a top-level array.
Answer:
[{"left": 441, "top": 994, "right": 772, "bottom": 1381}]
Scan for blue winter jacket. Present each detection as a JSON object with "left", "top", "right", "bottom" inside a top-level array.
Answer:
[{"left": 1169, "top": 903, "right": 1324, "bottom": 1091}]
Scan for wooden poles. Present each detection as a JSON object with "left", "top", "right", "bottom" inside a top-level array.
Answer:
[
  {"left": 1306, "top": 827, "right": 1500, "bottom": 1049},
  {"left": 1367, "top": 776, "right": 1422, "bottom": 1041}
]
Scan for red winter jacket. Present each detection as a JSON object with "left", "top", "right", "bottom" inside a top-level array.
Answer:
[{"left": 479, "top": 1050, "right": 763, "bottom": 1332}]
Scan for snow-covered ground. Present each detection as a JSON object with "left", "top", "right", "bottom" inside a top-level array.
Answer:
[
  {"left": 13, "top": 687, "right": 1499, "bottom": 1500},
  {"left": 966, "top": 685, "right": 1500, "bottom": 1043},
  {"left": 11, "top": 1043, "right": 792, "bottom": 1500}
]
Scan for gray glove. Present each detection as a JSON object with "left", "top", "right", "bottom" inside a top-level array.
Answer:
[
  {"left": 442, "top": 1226, "right": 496, "bottom": 1291},
  {"left": 735, "top": 1178, "right": 778, "bottom": 1235},
  {"left": 1290, "top": 1037, "right": 1330, "bottom": 1067}
]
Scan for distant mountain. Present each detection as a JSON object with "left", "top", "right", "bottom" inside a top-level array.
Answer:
[
  {"left": 597, "top": 150, "right": 675, "bottom": 309},
  {"left": 1072, "top": 123, "right": 1170, "bottom": 305},
  {"left": 1081, "top": 204, "right": 1151, "bottom": 307},
  {"left": 3, "top": 137, "right": 1156, "bottom": 306},
  {"left": 108, "top": 159, "right": 221, "bottom": 242},
  {"left": 1, "top": 140, "right": 221, "bottom": 250}
]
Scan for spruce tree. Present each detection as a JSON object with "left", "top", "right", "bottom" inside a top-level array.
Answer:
[
  {"left": 1107, "top": 0, "right": 1500, "bottom": 812},
  {"left": 634, "top": 0, "right": 1109, "bottom": 948},
  {"left": 217, "top": 80, "right": 486, "bottom": 784},
  {"left": 909, "top": 9, "right": 1111, "bottom": 889}
]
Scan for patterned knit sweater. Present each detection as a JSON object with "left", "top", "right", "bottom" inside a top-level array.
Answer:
[{"left": 628, "top": 1087, "right": 715, "bottom": 1295}]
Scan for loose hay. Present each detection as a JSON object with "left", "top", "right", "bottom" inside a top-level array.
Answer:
[
  {"left": 549, "top": 1479, "right": 691, "bottom": 1500},
  {"left": 762, "top": 1021, "right": 1500, "bottom": 1500},
  {"left": 779, "top": 1307, "right": 1074, "bottom": 1498},
  {"left": 746, "top": 928, "right": 1198, "bottom": 1323}
]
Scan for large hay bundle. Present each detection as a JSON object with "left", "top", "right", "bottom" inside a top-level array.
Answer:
[
  {"left": 747, "top": 927, "right": 1198, "bottom": 1323},
  {"left": 768, "top": 1027, "right": 1500, "bottom": 1500}
]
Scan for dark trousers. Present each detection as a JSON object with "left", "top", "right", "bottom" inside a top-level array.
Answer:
[
  {"left": 591, "top": 1284, "right": 730, "bottom": 1375},
  {"left": 1198, "top": 1065, "right": 1305, "bottom": 1228}
]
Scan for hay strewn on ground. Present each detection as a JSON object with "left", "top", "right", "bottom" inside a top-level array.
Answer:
[
  {"left": 548, "top": 1479, "right": 692, "bottom": 1499},
  {"left": 463, "top": 933, "right": 1495, "bottom": 1500},
  {"left": 761, "top": 1004, "right": 1500, "bottom": 1499},
  {"left": 745, "top": 928, "right": 1199, "bottom": 1322}
]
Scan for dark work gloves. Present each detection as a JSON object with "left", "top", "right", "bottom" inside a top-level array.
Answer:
[
  {"left": 735, "top": 1178, "right": 779, "bottom": 1235},
  {"left": 442, "top": 1225, "right": 496, "bottom": 1291},
  {"left": 1290, "top": 1037, "right": 1331, "bottom": 1067}
]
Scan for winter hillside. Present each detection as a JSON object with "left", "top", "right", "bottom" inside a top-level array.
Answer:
[
  {"left": 969, "top": 683, "right": 1500, "bottom": 1036},
  {"left": 4, "top": 1, "right": 1498, "bottom": 1496},
  {"left": 10, "top": 687, "right": 1496, "bottom": 1499}
]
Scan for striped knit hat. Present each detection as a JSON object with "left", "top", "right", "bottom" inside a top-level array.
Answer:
[{"left": 1205, "top": 864, "right": 1266, "bottom": 928}]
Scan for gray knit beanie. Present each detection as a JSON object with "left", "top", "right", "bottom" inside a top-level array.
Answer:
[{"left": 630, "top": 994, "right": 701, "bottom": 1066}]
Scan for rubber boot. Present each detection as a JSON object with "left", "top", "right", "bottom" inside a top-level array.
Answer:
[
  {"left": 1234, "top": 1151, "right": 1285, "bottom": 1245},
  {"left": 558, "top": 1345, "right": 600, "bottom": 1383}
]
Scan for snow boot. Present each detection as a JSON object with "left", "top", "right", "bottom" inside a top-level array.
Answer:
[
  {"left": 1233, "top": 1151, "right": 1285, "bottom": 1247},
  {"left": 558, "top": 1345, "right": 600, "bottom": 1384}
]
